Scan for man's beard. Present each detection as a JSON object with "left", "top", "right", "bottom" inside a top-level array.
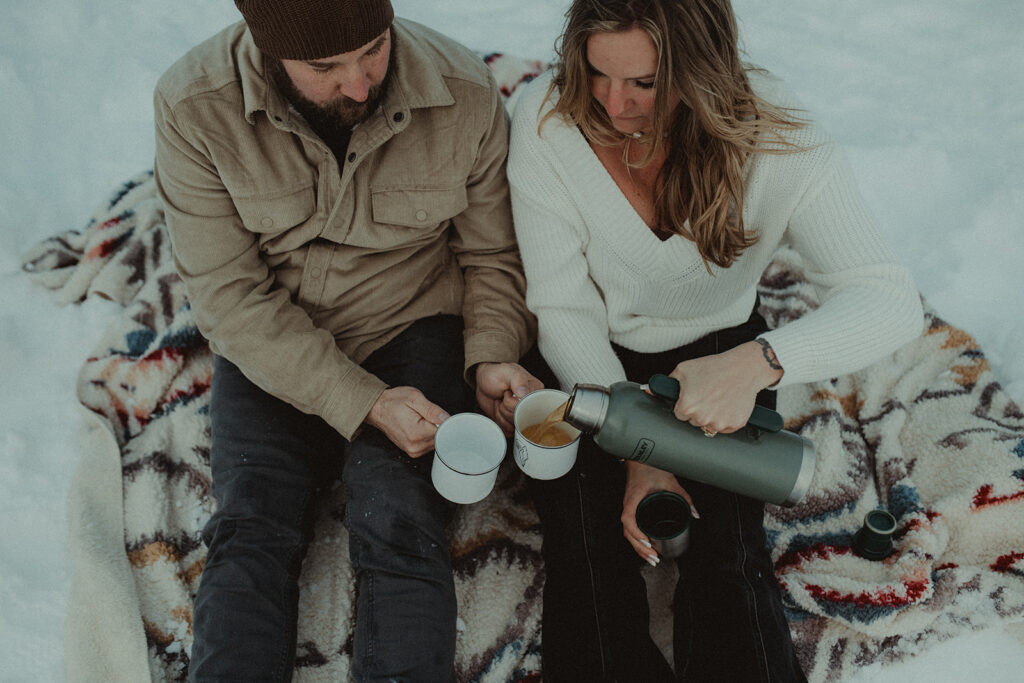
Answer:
[{"left": 268, "top": 54, "right": 393, "bottom": 132}]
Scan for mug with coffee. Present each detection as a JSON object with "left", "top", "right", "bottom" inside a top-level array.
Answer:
[{"left": 513, "top": 389, "right": 581, "bottom": 480}]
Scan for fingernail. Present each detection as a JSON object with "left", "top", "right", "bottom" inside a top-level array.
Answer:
[
  {"left": 640, "top": 539, "right": 652, "bottom": 549},
  {"left": 646, "top": 554, "right": 660, "bottom": 566},
  {"left": 691, "top": 506, "right": 701, "bottom": 520},
  {"left": 516, "top": 386, "right": 530, "bottom": 398},
  {"left": 438, "top": 411, "right": 451, "bottom": 423}
]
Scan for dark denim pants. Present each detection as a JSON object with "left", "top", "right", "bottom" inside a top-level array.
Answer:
[
  {"left": 188, "top": 315, "right": 470, "bottom": 682},
  {"left": 525, "top": 306, "right": 806, "bottom": 682}
]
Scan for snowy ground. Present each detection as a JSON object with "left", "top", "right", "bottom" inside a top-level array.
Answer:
[{"left": 1, "top": 1, "right": 1022, "bottom": 680}]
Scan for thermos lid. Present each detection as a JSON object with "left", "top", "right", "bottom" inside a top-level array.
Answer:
[
  {"left": 635, "top": 491, "right": 692, "bottom": 557},
  {"left": 564, "top": 384, "right": 609, "bottom": 434},
  {"left": 852, "top": 509, "right": 897, "bottom": 560}
]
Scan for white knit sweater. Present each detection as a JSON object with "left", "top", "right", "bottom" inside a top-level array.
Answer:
[{"left": 507, "top": 70, "right": 924, "bottom": 391}]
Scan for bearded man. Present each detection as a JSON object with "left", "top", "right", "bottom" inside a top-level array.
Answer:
[{"left": 153, "top": 1, "right": 539, "bottom": 680}]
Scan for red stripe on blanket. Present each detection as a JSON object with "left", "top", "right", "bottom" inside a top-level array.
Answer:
[
  {"left": 86, "top": 237, "right": 122, "bottom": 260},
  {"left": 85, "top": 216, "right": 128, "bottom": 259},
  {"left": 806, "top": 578, "right": 930, "bottom": 608},
  {"left": 774, "top": 542, "right": 853, "bottom": 572},
  {"left": 140, "top": 345, "right": 186, "bottom": 364},
  {"left": 133, "top": 377, "right": 211, "bottom": 429},
  {"left": 991, "top": 551, "right": 1024, "bottom": 574},
  {"left": 972, "top": 483, "right": 1024, "bottom": 509}
]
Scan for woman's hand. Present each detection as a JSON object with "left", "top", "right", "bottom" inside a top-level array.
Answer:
[
  {"left": 668, "top": 340, "right": 783, "bottom": 436},
  {"left": 621, "top": 461, "right": 697, "bottom": 566}
]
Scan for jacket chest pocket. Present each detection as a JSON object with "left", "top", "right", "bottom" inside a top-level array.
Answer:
[
  {"left": 352, "top": 186, "right": 469, "bottom": 249},
  {"left": 234, "top": 185, "right": 319, "bottom": 254}
]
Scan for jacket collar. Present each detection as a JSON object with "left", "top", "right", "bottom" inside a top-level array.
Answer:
[{"left": 238, "top": 18, "right": 454, "bottom": 129}]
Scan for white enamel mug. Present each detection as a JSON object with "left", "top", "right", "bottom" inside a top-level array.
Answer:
[
  {"left": 430, "top": 412, "right": 506, "bottom": 504},
  {"left": 512, "top": 389, "right": 581, "bottom": 480}
]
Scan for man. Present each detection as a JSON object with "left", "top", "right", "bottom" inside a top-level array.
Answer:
[{"left": 153, "top": 1, "right": 540, "bottom": 679}]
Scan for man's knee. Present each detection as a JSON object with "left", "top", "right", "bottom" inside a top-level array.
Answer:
[{"left": 344, "top": 444, "right": 449, "bottom": 562}]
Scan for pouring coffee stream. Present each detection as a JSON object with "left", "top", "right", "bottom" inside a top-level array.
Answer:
[{"left": 520, "top": 401, "right": 571, "bottom": 447}]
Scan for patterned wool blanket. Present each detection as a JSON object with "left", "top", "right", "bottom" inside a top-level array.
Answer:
[{"left": 22, "top": 55, "right": 1024, "bottom": 683}]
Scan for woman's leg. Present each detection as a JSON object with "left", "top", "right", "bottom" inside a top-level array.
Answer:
[
  {"left": 527, "top": 440, "right": 675, "bottom": 682},
  {"left": 672, "top": 479, "right": 805, "bottom": 683},
  {"left": 521, "top": 345, "right": 674, "bottom": 682},
  {"left": 524, "top": 303, "right": 804, "bottom": 682},
  {"left": 657, "top": 308, "right": 806, "bottom": 682}
]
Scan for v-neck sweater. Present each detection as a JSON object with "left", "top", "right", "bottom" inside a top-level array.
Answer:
[{"left": 508, "top": 70, "right": 923, "bottom": 391}]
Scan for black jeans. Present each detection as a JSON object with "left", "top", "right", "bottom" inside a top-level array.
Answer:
[
  {"left": 525, "top": 307, "right": 806, "bottom": 682},
  {"left": 188, "top": 315, "right": 470, "bottom": 682}
]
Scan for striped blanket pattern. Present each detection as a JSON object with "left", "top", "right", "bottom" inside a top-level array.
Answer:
[{"left": 21, "top": 54, "right": 1024, "bottom": 682}]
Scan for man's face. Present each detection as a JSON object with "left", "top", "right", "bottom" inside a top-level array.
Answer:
[{"left": 273, "top": 28, "right": 392, "bottom": 128}]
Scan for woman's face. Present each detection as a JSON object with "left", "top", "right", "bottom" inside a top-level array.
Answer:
[{"left": 586, "top": 27, "right": 676, "bottom": 136}]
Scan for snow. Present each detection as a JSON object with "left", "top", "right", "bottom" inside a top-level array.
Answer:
[{"left": 1, "top": 0, "right": 1022, "bottom": 680}]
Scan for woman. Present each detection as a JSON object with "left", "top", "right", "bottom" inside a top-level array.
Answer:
[{"left": 507, "top": 0, "right": 924, "bottom": 681}]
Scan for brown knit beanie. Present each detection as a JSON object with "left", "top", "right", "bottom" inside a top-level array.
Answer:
[{"left": 235, "top": 0, "right": 394, "bottom": 60}]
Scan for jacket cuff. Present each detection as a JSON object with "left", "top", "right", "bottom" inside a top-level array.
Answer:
[
  {"left": 463, "top": 330, "right": 522, "bottom": 386},
  {"left": 322, "top": 366, "right": 389, "bottom": 441}
]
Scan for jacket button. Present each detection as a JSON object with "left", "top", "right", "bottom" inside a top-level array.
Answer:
[
  {"left": 260, "top": 217, "right": 274, "bottom": 228},
  {"left": 393, "top": 111, "right": 404, "bottom": 122},
  {"left": 310, "top": 267, "right": 322, "bottom": 279},
  {"left": 415, "top": 210, "right": 427, "bottom": 221},
  {"left": 347, "top": 152, "right": 356, "bottom": 162}
]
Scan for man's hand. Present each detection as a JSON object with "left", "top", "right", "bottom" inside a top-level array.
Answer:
[
  {"left": 365, "top": 386, "right": 450, "bottom": 457},
  {"left": 475, "top": 362, "right": 544, "bottom": 435}
]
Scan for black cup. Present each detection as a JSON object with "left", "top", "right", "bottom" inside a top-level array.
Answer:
[
  {"left": 636, "top": 491, "right": 692, "bottom": 558},
  {"left": 853, "top": 509, "right": 897, "bottom": 560}
]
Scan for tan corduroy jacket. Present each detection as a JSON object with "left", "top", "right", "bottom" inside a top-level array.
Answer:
[{"left": 154, "top": 19, "right": 534, "bottom": 439}]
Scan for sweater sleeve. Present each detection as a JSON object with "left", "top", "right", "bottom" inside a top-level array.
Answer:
[
  {"left": 507, "top": 91, "right": 628, "bottom": 391},
  {"left": 759, "top": 143, "right": 924, "bottom": 387}
]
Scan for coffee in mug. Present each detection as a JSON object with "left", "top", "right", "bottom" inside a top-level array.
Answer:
[
  {"left": 521, "top": 401, "right": 574, "bottom": 447},
  {"left": 513, "top": 390, "right": 580, "bottom": 480}
]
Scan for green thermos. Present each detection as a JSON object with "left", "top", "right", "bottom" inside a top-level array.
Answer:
[{"left": 563, "top": 374, "right": 816, "bottom": 507}]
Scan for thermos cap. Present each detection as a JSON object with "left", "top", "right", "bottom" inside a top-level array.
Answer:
[
  {"left": 565, "top": 384, "right": 610, "bottom": 434},
  {"left": 636, "top": 490, "right": 692, "bottom": 558},
  {"left": 853, "top": 509, "right": 897, "bottom": 560}
]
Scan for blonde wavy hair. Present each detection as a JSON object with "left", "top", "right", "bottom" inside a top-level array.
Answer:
[{"left": 544, "top": 0, "right": 806, "bottom": 269}]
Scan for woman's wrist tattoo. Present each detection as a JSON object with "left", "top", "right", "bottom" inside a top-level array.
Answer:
[{"left": 755, "top": 338, "right": 783, "bottom": 371}]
